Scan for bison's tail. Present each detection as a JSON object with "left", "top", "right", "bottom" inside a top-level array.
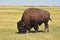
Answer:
[{"left": 49, "top": 18, "right": 52, "bottom": 21}]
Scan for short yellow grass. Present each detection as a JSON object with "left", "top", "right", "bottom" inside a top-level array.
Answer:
[{"left": 0, "top": 6, "right": 60, "bottom": 40}]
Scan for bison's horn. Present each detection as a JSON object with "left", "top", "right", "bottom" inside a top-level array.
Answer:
[{"left": 22, "top": 22, "right": 25, "bottom": 26}]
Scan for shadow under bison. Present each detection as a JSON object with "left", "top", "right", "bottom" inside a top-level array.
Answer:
[{"left": 16, "top": 30, "right": 44, "bottom": 34}]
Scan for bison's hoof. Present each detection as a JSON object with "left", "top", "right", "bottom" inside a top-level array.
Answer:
[{"left": 35, "top": 30, "right": 38, "bottom": 33}]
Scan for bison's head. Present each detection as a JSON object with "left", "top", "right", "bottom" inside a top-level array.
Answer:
[{"left": 17, "top": 21, "right": 27, "bottom": 33}]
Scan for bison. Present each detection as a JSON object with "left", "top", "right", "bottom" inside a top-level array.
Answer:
[{"left": 17, "top": 8, "right": 51, "bottom": 33}]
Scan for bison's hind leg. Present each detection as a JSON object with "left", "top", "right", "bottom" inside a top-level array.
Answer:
[{"left": 44, "top": 21, "right": 49, "bottom": 32}]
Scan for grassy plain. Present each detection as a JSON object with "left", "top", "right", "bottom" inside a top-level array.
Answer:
[{"left": 0, "top": 6, "right": 60, "bottom": 40}]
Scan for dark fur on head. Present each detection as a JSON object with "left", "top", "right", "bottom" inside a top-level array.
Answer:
[{"left": 17, "top": 21, "right": 26, "bottom": 33}]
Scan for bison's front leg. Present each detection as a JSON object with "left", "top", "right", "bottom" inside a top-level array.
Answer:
[
  {"left": 34, "top": 23, "right": 39, "bottom": 32},
  {"left": 44, "top": 22, "right": 49, "bottom": 32},
  {"left": 25, "top": 24, "right": 31, "bottom": 32}
]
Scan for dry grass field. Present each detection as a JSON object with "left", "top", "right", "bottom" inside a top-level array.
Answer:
[{"left": 0, "top": 6, "right": 60, "bottom": 40}]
